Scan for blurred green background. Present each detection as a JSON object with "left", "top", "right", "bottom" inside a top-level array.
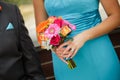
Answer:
[{"left": 4, "top": 0, "right": 32, "bottom": 6}]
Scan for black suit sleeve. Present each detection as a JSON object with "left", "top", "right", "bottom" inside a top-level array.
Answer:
[{"left": 15, "top": 5, "right": 46, "bottom": 80}]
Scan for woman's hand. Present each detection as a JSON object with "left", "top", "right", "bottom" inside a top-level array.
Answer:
[
  {"left": 54, "top": 47, "right": 68, "bottom": 64},
  {"left": 56, "top": 33, "right": 88, "bottom": 61}
]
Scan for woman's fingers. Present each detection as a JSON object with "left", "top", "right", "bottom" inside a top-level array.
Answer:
[
  {"left": 56, "top": 48, "right": 65, "bottom": 56},
  {"left": 62, "top": 46, "right": 71, "bottom": 55},
  {"left": 68, "top": 48, "right": 78, "bottom": 58},
  {"left": 57, "top": 41, "right": 72, "bottom": 49},
  {"left": 55, "top": 48, "right": 68, "bottom": 64},
  {"left": 59, "top": 56, "right": 68, "bottom": 64},
  {"left": 55, "top": 40, "right": 79, "bottom": 63}
]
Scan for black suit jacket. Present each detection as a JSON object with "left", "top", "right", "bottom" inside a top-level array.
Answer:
[{"left": 0, "top": 1, "right": 45, "bottom": 80}]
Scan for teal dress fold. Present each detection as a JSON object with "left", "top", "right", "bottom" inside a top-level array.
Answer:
[{"left": 44, "top": 0, "right": 120, "bottom": 80}]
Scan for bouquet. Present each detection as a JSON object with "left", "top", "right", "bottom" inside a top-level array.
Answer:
[{"left": 36, "top": 16, "right": 76, "bottom": 69}]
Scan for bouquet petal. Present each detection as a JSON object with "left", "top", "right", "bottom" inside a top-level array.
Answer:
[{"left": 45, "top": 24, "right": 60, "bottom": 39}]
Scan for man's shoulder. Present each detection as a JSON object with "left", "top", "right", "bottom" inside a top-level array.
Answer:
[{"left": 0, "top": 1, "right": 17, "bottom": 11}]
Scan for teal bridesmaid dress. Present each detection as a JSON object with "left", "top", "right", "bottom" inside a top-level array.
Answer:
[{"left": 44, "top": 0, "right": 120, "bottom": 80}]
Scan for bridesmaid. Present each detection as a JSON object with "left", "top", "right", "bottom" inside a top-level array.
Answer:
[{"left": 33, "top": 0, "right": 120, "bottom": 80}]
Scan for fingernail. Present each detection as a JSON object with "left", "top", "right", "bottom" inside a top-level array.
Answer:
[{"left": 66, "top": 58, "right": 68, "bottom": 60}]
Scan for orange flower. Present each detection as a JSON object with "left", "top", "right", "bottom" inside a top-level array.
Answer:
[{"left": 36, "top": 20, "right": 49, "bottom": 33}]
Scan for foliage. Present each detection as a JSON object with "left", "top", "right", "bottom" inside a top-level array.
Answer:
[
  {"left": 4, "top": 0, "right": 20, "bottom": 5},
  {"left": 3, "top": 0, "right": 32, "bottom": 6}
]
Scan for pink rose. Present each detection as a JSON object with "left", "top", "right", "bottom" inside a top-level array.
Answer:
[
  {"left": 50, "top": 34, "right": 61, "bottom": 46},
  {"left": 63, "top": 20, "right": 76, "bottom": 30}
]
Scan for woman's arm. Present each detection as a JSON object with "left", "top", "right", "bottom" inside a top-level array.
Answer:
[
  {"left": 57, "top": 0, "right": 120, "bottom": 59},
  {"left": 81, "top": 0, "right": 120, "bottom": 41},
  {"left": 32, "top": 0, "right": 48, "bottom": 26}
]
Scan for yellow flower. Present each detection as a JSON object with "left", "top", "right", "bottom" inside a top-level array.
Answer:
[{"left": 60, "top": 26, "right": 71, "bottom": 37}]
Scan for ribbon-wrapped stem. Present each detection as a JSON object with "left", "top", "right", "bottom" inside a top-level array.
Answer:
[{"left": 66, "top": 58, "right": 76, "bottom": 69}]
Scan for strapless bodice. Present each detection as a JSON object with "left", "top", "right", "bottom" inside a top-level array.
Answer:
[{"left": 44, "top": 0, "right": 101, "bottom": 37}]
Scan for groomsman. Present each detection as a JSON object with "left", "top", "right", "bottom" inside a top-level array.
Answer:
[{"left": 0, "top": 1, "right": 46, "bottom": 80}]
